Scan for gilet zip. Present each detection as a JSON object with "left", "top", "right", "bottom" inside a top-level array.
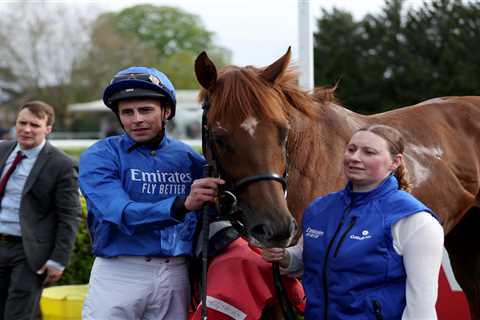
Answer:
[
  {"left": 322, "top": 206, "right": 352, "bottom": 319},
  {"left": 373, "top": 300, "right": 384, "bottom": 320},
  {"left": 333, "top": 217, "right": 357, "bottom": 257}
]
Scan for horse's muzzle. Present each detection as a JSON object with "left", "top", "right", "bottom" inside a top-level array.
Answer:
[{"left": 248, "top": 215, "right": 298, "bottom": 248}]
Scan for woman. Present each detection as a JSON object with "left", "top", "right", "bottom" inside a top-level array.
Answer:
[{"left": 262, "top": 124, "right": 444, "bottom": 320}]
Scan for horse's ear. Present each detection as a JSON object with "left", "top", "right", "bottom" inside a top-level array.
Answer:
[
  {"left": 195, "top": 51, "right": 218, "bottom": 90},
  {"left": 260, "top": 47, "right": 291, "bottom": 84}
]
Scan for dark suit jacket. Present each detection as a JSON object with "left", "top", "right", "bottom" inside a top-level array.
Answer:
[{"left": 0, "top": 140, "right": 82, "bottom": 271}]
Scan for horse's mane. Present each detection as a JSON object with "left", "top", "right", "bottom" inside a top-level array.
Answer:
[{"left": 200, "top": 64, "right": 336, "bottom": 125}]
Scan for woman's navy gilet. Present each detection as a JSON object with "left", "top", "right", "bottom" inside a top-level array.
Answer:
[{"left": 302, "top": 175, "right": 436, "bottom": 320}]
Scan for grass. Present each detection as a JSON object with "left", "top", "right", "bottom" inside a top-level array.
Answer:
[{"left": 62, "top": 147, "right": 86, "bottom": 160}]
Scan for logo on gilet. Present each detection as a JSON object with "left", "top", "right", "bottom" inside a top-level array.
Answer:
[{"left": 305, "top": 227, "right": 324, "bottom": 238}]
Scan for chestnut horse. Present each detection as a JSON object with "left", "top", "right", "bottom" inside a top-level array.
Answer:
[{"left": 194, "top": 48, "right": 480, "bottom": 319}]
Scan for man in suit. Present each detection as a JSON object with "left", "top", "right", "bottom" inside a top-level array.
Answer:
[{"left": 0, "top": 100, "right": 82, "bottom": 320}]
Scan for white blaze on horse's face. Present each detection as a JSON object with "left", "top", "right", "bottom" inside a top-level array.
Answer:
[{"left": 240, "top": 117, "right": 258, "bottom": 137}]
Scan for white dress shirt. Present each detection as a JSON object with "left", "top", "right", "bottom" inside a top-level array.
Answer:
[{"left": 0, "top": 140, "right": 46, "bottom": 236}]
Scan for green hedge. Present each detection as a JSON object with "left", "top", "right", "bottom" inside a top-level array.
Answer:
[
  {"left": 58, "top": 197, "right": 93, "bottom": 285},
  {"left": 59, "top": 148, "right": 91, "bottom": 284}
]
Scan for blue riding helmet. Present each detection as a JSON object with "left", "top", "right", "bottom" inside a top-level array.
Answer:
[{"left": 103, "top": 66, "right": 177, "bottom": 119}]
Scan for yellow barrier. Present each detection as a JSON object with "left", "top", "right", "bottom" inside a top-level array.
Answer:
[{"left": 40, "top": 284, "right": 88, "bottom": 320}]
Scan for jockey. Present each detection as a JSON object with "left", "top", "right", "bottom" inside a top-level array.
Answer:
[{"left": 79, "top": 66, "right": 224, "bottom": 319}]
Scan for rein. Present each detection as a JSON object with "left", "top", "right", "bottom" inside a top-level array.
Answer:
[{"left": 199, "top": 97, "right": 296, "bottom": 320}]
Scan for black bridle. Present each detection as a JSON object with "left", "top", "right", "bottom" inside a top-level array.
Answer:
[
  {"left": 201, "top": 97, "right": 288, "bottom": 217},
  {"left": 199, "top": 96, "right": 296, "bottom": 320}
]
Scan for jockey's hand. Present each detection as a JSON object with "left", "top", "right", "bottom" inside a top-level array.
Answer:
[
  {"left": 261, "top": 247, "right": 291, "bottom": 269},
  {"left": 185, "top": 177, "right": 225, "bottom": 211}
]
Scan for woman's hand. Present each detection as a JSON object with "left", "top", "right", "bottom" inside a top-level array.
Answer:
[{"left": 261, "top": 247, "right": 291, "bottom": 269}]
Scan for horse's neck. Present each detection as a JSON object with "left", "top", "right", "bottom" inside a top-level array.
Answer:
[{"left": 286, "top": 102, "right": 365, "bottom": 220}]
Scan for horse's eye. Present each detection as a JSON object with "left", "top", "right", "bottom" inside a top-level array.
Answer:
[
  {"left": 214, "top": 135, "right": 225, "bottom": 147},
  {"left": 213, "top": 135, "right": 233, "bottom": 152}
]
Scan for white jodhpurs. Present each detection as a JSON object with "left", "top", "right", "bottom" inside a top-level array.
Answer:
[{"left": 82, "top": 256, "right": 189, "bottom": 320}]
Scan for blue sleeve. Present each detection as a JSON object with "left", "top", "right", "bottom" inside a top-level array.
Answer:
[
  {"left": 79, "top": 142, "right": 181, "bottom": 235},
  {"left": 188, "top": 148, "right": 206, "bottom": 180}
]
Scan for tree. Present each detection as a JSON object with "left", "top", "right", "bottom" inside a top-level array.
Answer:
[
  {"left": 0, "top": 1, "right": 96, "bottom": 129},
  {"left": 73, "top": 4, "right": 231, "bottom": 99},
  {"left": 0, "top": 3, "right": 230, "bottom": 131},
  {"left": 402, "top": 0, "right": 480, "bottom": 100},
  {"left": 314, "top": 0, "right": 480, "bottom": 113},
  {"left": 313, "top": 8, "right": 366, "bottom": 110},
  {"left": 115, "top": 5, "right": 213, "bottom": 59},
  {"left": 70, "top": 11, "right": 159, "bottom": 103}
]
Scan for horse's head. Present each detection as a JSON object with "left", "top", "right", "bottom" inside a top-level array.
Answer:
[{"left": 195, "top": 48, "right": 297, "bottom": 248}]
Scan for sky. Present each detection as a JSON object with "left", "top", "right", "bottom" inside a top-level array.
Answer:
[
  {"left": 74, "top": 0, "right": 425, "bottom": 67},
  {"left": 0, "top": 0, "right": 425, "bottom": 67}
]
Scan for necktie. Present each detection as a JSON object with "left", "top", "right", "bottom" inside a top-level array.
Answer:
[{"left": 0, "top": 151, "right": 26, "bottom": 199}]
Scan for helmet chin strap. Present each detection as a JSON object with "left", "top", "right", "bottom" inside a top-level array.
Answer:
[
  {"left": 142, "top": 107, "right": 169, "bottom": 148},
  {"left": 160, "top": 106, "right": 168, "bottom": 130}
]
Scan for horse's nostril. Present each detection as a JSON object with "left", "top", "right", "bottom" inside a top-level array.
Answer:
[
  {"left": 250, "top": 217, "right": 297, "bottom": 244},
  {"left": 250, "top": 224, "right": 271, "bottom": 240}
]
